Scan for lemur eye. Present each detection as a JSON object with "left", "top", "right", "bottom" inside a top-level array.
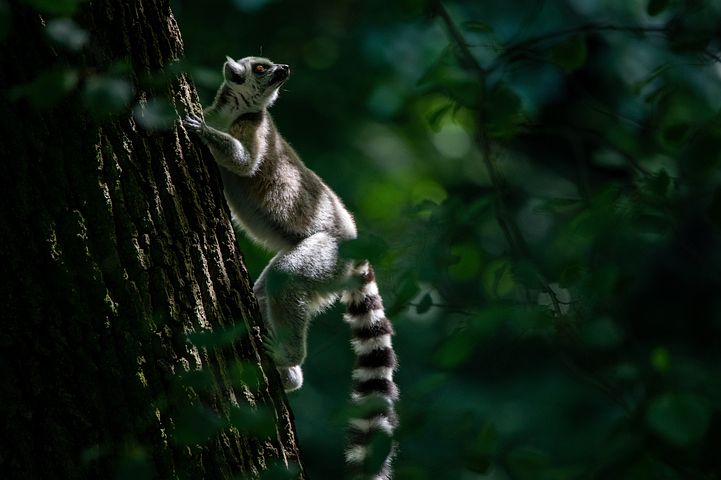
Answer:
[{"left": 254, "top": 65, "right": 266, "bottom": 73}]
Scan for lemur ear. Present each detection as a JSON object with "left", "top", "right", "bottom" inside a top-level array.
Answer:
[{"left": 223, "top": 56, "right": 245, "bottom": 85}]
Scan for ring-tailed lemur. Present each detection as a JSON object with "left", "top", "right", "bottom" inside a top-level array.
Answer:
[{"left": 183, "top": 56, "right": 398, "bottom": 479}]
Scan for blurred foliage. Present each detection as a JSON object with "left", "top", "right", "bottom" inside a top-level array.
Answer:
[{"left": 6, "top": 0, "right": 721, "bottom": 478}]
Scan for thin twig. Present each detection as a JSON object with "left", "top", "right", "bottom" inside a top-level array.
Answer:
[
  {"left": 490, "top": 23, "right": 668, "bottom": 72},
  {"left": 433, "top": 1, "right": 485, "bottom": 75}
]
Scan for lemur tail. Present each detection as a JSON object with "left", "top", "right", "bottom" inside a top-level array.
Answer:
[{"left": 341, "top": 262, "right": 399, "bottom": 480}]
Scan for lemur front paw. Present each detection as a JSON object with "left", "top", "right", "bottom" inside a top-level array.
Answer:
[{"left": 183, "top": 113, "right": 206, "bottom": 134}]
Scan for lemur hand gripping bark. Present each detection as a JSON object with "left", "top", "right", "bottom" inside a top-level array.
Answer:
[{"left": 184, "top": 56, "right": 398, "bottom": 479}]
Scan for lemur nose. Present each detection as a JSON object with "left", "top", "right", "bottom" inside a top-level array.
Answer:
[{"left": 279, "top": 64, "right": 290, "bottom": 72}]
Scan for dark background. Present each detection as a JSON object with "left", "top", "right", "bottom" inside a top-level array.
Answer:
[
  {"left": 172, "top": 0, "right": 721, "bottom": 478},
  {"left": 7, "top": 0, "right": 721, "bottom": 478}
]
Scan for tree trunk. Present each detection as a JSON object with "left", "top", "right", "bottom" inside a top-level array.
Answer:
[{"left": 0, "top": 1, "right": 304, "bottom": 478}]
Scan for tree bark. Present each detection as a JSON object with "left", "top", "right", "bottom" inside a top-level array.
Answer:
[{"left": 0, "top": 1, "right": 304, "bottom": 478}]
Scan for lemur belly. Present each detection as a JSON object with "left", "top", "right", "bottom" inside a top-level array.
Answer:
[
  {"left": 220, "top": 168, "right": 301, "bottom": 251},
  {"left": 219, "top": 167, "right": 356, "bottom": 251}
]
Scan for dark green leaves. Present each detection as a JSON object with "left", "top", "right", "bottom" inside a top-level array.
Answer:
[
  {"left": 8, "top": 67, "right": 79, "bottom": 108},
  {"left": 426, "top": 102, "right": 453, "bottom": 131},
  {"left": 362, "top": 432, "right": 394, "bottom": 476},
  {"left": 550, "top": 35, "right": 587, "bottom": 73},
  {"left": 83, "top": 76, "right": 134, "bottom": 117},
  {"left": 435, "top": 331, "right": 477, "bottom": 368},
  {"left": 132, "top": 98, "right": 176, "bottom": 131},
  {"left": 338, "top": 234, "right": 389, "bottom": 264},
  {"left": 481, "top": 257, "right": 514, "bottom": 297},
  {"left": 187, "top": 323, "right": 247, "bottom": 348},
  {"left": 228, "top": 405, "right": 276, "bottom": 437},
  {"left": 464, "top": 424, "right": 498, "bottom": 473},
  {"left": 173, "top": 405, "right": 225, "bottom": 446},
  {"left": 45, "top": 18, "right": 88, "bottom": 50},
  {"left": 172, "top": 403, "right": 275, "bottom": 446},
  {"left": 645, "top": 393, "right": 711, "bottom": 446},
  {"left": 481, "top": 84, "right": 523, "bottom": 139}
]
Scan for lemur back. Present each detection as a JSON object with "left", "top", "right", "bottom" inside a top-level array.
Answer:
[{"left": 184, "top": 56, "right": 398, "bottom": 480}]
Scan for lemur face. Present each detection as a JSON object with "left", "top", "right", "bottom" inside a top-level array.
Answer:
[{"left": 223, "top": 56, "right": 290, "bottom": 110}]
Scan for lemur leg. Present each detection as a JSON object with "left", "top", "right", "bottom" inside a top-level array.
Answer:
[
  {"left": 254, "top": 232, "right": 346, "bottom": 391},
  {"left": 183, "top": 114, "right": 255, "bottom": 176}
]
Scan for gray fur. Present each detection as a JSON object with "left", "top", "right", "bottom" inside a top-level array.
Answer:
[{"left": 183, "top": 56, "right": 357, "bottom": 387}]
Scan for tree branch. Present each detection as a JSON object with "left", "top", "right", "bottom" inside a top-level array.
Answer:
[
  {"left": 491, "top": 23, "right": 668, "bottom": 72},
  {"left": 432, "top": 1, "right": 486, "bottom": 75}
]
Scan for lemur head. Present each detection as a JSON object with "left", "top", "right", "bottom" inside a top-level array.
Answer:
[{"left": 222, "top": 56, "right": 290, "bottom": 112}]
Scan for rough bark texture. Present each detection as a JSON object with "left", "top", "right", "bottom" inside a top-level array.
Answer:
[{"left": 0, "top": 1, "right": 304, "bottom": 478}]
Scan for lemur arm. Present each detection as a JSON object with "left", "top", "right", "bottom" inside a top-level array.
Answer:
[{"left": 183, "top": 114, "right": 257, "bottom": 176}]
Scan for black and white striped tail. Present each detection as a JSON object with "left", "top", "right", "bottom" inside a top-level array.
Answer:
[{"left": 341, "top": 262, "right": 398, "bottom": 480}]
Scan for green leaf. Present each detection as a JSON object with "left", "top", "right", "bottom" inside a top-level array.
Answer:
[
  {"left": 363, "top": 431, "right": 394, "bottom": 475},
  {"left": 187, "top": 323, "right": 247, "bottom": 348},
  {"left": 481, "top": 84, "right": 523, "bottom": 139},
  {"left": 415, "top": 293, "right": 432, "bottom": 314},
  {"left": 448, "top": 244, "right": 482, "bottom": 281},
  {"left": 173, "top": 405, "right": 225, "bottom": 445},
  {"left": 173, "top": 369, "right": 215, "bottom": 392},
  {"left": 482, "top": 257, "right": 515, "bottom": 297},
  {"left": 8, "top": 67, "right": 79, "bottom": 108},
  {"left": 387, "top": 272, "right": 419, "bottom": 317},
  {"left": 446, "top": 79, "right": 480, "bottom": 109},
  {"left": 647, "top": 0, "right": 670, "bottom": 16},
  {"left": 132, "top": 98, "right": 176, "bottom": 131},
  {"left": 45, "top": 18, "right": 88, "bottom": 50},
  {"left": 581, "top": 317, "right": 623, "bottom": 349},
  {"left": 338, "top": 234, "right": 388, "bottom": 263},
  {"left": 21, "top": 0, "right": 84, "bottom": 15},
  {"left": 435, "top": 332, "right": 477, "bottom": 368},
  {"left": 226, "top": 361, "right": 263, "bottom": 388},
  {"left": 228, "top": 405, "right": 275, "bottom": 437},
  {"left": 550, "top": 35, "right": 587, "bottom": 73},
  {"left": 83, "top": 75, "right": 134, "bottom": 117},
  {"left": 426, "top": 103, "right": 453, "bottom": 131},
  {"left": 463, "top": 20, "right": 493, "bottom": 33},
  {"left": 645, "top": 393, "right": 711, "bottom": 446}
]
